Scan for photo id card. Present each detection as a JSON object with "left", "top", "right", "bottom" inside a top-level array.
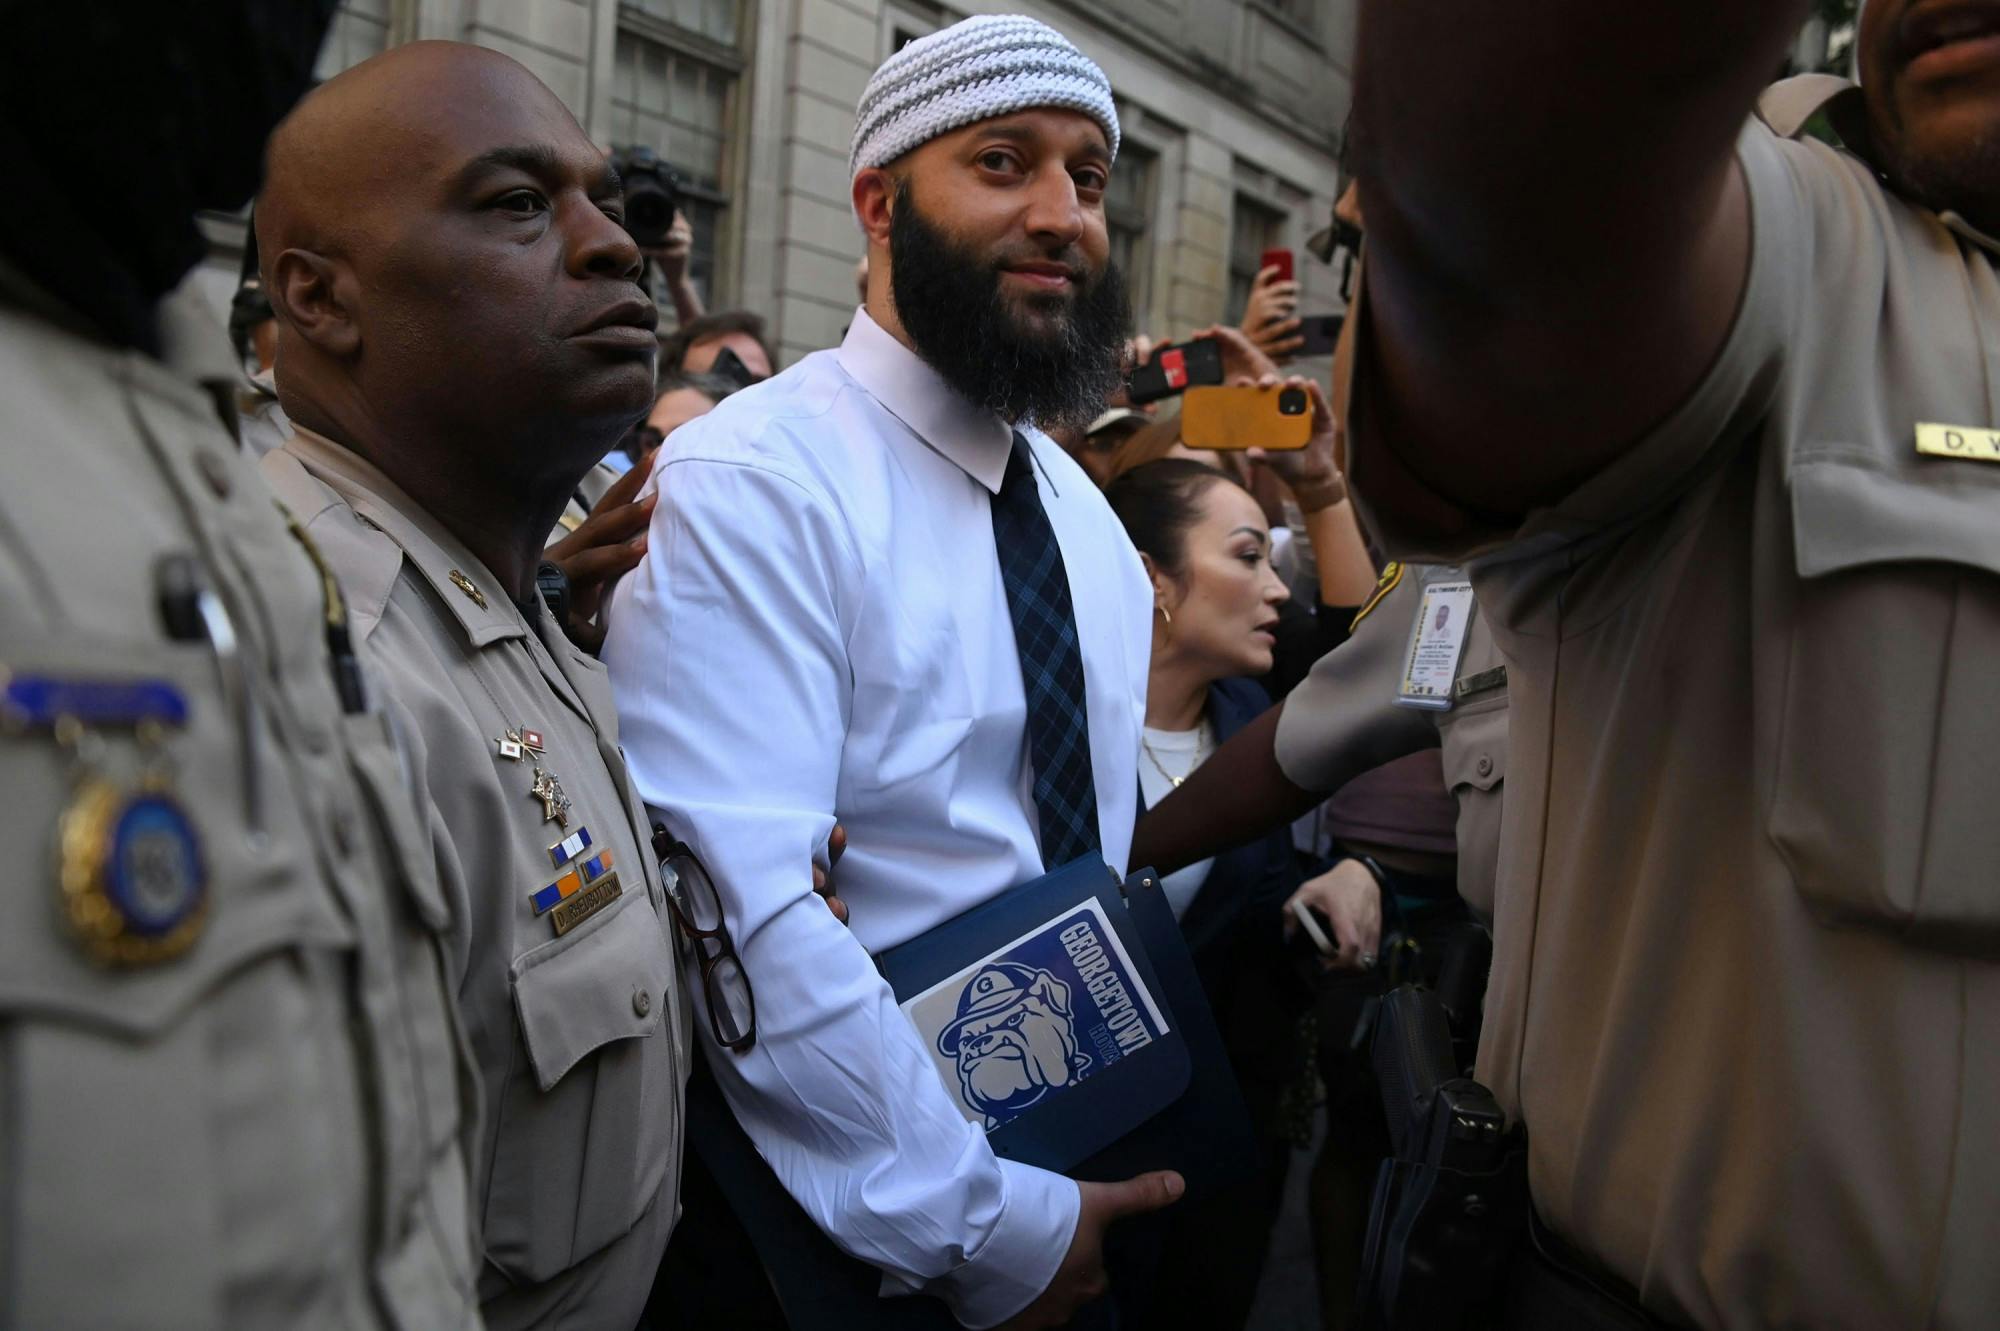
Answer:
[
  {"left": 1395, "top": 579, "right": 1475, "bottom": 711},
  {"left": 900, "top": 898, "right": 1172, "bottom": 1131}
]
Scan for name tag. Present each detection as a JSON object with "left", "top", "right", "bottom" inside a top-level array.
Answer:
[
  {"left": 1915, "top": 422, "right": 2000, "bottom": 463},
  {"left": 551, "top": 870, "right": 623, "bottom": 936},
  {"left": 1395, "top": 580, "right": 1475, "bottom": 711}
]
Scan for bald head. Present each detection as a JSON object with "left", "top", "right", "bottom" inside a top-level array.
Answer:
[
  {"left": 263, "top": 43, "right": 578, "bottom": 265},
  {"left": 260, "top": 40, "right": 655, "bottom": 543}
]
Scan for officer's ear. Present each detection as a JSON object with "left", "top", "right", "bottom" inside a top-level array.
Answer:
[{"left": 268, "top": 247, "right": 361, "bottom": 359}]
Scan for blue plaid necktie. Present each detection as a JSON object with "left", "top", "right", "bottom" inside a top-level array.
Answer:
[{"left": 991, "top": 432, "right": 1101, "bottom": 869}]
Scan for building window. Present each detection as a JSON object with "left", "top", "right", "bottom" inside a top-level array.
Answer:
[
  {"left": 1228, "top": 194, "right": 1286, "bottom": 327},
  {"left": 625, "top": 0, "right": 741, "bottom": 47},
  {"left": 1104, "top": 144, "right": 1157, "bottom": 330},
  {"left": 612, "top": 5, "right": 745, "bottom": 309},
  {"left": 1259, "top": 0, "right": 1321, "bottom": 36}
]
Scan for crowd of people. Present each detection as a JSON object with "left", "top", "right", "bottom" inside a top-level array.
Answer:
[{"left": 4, "top": 3, "right": 1997, "bottom": 1331}]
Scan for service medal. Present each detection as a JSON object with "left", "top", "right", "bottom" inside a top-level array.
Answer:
[{"left": 58, "top": 776, "right": 208, "bottom": 966}]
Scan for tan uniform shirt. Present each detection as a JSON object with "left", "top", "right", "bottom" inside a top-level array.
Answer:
[
  {"left": 1346, "top": 78, "right": 2000, "bottom": 1328},
  {"left": 263, "top": 429, "right": 687, "bottom": 1331},
  {"left": 1275, "top": 562, "right": 1508, "bottom": 917},
  {"left": 0, "top": 273, "right": 479, "bottom": 1329}
]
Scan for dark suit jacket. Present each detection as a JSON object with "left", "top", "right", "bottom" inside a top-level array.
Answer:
[{"left": 1143, "top": 676, "right": 1305, "bottom": 1093}]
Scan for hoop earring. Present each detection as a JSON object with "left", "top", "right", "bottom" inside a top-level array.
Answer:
[{"left": 1156, "top": 603, "right": 1173, "bottom": 628}]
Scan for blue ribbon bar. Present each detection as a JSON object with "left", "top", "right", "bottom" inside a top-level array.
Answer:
[{"left": 3, "top": 675, "right": 190, "bottom": 730}]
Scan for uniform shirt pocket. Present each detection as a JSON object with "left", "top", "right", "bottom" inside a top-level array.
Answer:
[
  {"left": 1437, "top": 693, "right": 1508, "bottom": 795},
  {"left": 1770, "top": 453, "right": 2000, "bottom": 953},
  {"left": 0, "top": 637, "right": 363, "bottom": 1328},
  {"left": 483, "top": 885, "right": 678, "bottom": 1285}
]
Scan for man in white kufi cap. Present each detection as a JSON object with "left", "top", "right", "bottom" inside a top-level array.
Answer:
[{"left": 606, "top": 13, "right": 1176, "bottom": 1330}]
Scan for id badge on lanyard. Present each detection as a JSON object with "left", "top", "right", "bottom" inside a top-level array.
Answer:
[{"left": 1394, "top": 579, "right": 1475, "bottom": 711}]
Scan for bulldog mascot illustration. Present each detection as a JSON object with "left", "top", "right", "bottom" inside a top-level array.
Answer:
[{"left": 937, "top": 961, "right": 1094, "bottom": 1128}]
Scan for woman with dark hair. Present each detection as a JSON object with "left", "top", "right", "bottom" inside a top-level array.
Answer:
[{"left": 1104, "top": 396, "right": 1327, "bottom": 1329}]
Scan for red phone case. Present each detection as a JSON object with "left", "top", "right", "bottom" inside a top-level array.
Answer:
[{"left": 1260, "top": 248, "right": 1294, "bottom": 284}]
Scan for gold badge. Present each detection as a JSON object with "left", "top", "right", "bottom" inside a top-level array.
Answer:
[
  {"left": 1915, "top": 422, "right": 2000, "bottom": 463},
  {"left": 551, "top": 869, "right": 623, "bottom": 936},
  {"left": 1350, "top": 561, "right": 1405, "bottom": 631},
  {"left": 59, "top": 775, "right": 208, "bottom": 967},
  {"left": 529, "top": 766, "right": 572, "bottom": 828}
]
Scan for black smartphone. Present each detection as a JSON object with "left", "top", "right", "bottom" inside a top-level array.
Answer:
[
  {"left": 1297, "top": 313, "right": 1345, "bottom": 358},
  {"left": 1126, "top": 336, "right": 1225, "bottom": 404}
]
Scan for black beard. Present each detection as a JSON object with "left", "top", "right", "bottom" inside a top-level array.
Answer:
[{"left": 888, "top": 181, "right": 1130, "bottom": 431}]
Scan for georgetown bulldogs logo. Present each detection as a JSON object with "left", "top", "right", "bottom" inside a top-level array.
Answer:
[{"left": 936, "top": 961, "right": 1094, "bottom": 1128}]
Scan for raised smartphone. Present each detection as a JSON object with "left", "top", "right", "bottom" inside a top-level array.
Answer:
[{"left": 1180, "top": 383, "right": 1313, "bottom": 451}]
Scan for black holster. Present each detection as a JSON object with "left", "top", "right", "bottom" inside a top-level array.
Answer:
[{"left": 1352, "top": 984, "right": 1526, "bottom": 1331}]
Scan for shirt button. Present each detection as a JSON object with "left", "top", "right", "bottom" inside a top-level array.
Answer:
[
  {"left": 195, "top": 448, "right": 235, "bottom": 499},
  {"left": 1476, "top": 755, "right": 1494, "bottom": 778},
  {"left": 633, "top": 988, "right": 653, "bottom": 1018}
]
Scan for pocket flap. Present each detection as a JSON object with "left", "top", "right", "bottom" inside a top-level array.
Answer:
[
  {"left": 1438, "top": 702, "right": 1507, "bottom": 794},
  {"left": 1792, "top": 452, "right": 2000, "bottom": 580},
  {"left": 510, "top": 887, "right": 672, "bottom": 1093},
  {"left": 0, "top": 637, "right": 350, "bottom": 1038}
]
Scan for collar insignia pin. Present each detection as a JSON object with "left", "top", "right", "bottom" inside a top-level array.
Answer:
[{"left": 448, "top": 569, "right": 488, "bottom": 609}]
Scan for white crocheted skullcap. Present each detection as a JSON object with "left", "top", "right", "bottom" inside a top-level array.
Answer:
[{"left": 849, "top": 14, "right": 1120, "bottom": 179}]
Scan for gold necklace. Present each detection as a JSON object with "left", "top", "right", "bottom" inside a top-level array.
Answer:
[{"left": 1141, "top": 727, "right": 1208, "bottom": 789}]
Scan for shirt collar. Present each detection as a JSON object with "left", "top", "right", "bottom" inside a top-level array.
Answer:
[
  {"left": 1757, "top": 74, "right": 2000, "bottom": 260},
  {"left": 280, "top": 426, "right": 528, "bottom": 648},
  {"left": 836, "top": 306, "right": 1015, "bottom": 494}
]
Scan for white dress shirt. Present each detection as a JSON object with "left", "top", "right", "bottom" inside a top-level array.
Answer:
[
  {"left": 1137, "top": 722, "right": 1216, "bottom": 918},
  {"left": 603, "top": 308, "right": 1153, "bottom": 1328}
]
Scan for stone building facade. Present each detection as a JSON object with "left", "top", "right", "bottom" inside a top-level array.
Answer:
[{"left": 201, "top": 0, "right": 1353, "bottom": 366}]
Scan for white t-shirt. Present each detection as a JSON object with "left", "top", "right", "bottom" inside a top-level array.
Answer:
[{"left": 1139, "top": 720, "right": 1216, "bottom": 918}]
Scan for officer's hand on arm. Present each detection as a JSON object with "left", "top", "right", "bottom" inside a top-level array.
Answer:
[
  {"left": 812, "top": 823, "right": 849, "bottom": 925},
  {"left": 1353, "top": 0, "right": 1809, "bottom": 520},
  {"left": 1240, "top": 265, "right": 1304, "bottom": 363},
  {"left": 997, "top": 1172, "right": 1185, "bottom": 1330},
  {"left": 545, "top": 450, "right": 657, "bottom": 652},
  {"left": 1287, "top": 859, "right": 1383, "bottom": 970}
]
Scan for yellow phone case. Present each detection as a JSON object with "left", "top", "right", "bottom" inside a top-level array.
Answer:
[{"left": 1179, "top": 385, "right": 1313, "bottom": 451}]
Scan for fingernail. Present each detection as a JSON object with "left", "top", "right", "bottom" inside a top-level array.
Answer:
[
  {"left": 1166, "top": 1174, "right": 1185, "bottom": 1200},
  {"left": 629, "top": 535, "right": 647, "bottom": 552}
]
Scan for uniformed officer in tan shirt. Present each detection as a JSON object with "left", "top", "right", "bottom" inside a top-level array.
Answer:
[
  {"left": 253, "top": 43, "right": 689, "bottom": 1329},
  {"left": 1131, "top": 557, "right": 1508, "bottom": 957},
  {"left": 1277, "top": 561, "right": 1508, "bottom": 921},
  {"left": 0, "top": 10, "right": 480, "bottom": 1329},
  {"left": 1349, "top": 2, "right": 2000, "bottom": 1325}
]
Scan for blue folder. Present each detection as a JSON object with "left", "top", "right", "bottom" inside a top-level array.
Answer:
[{"left": 685, "top": 859, "right": 1257, "bottom": 1330}]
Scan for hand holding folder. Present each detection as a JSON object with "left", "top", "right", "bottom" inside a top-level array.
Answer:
[
  {"left": 994, "top": 1169, "right": 1185, "bottom": 1331},
  {"left": 691, "top": 857, "right": 1257, "bottom": 1330}
]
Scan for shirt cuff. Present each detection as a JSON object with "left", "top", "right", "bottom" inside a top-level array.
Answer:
[{"left": 924, "top": 1161, "right": 1080, "bottom": 1330}]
